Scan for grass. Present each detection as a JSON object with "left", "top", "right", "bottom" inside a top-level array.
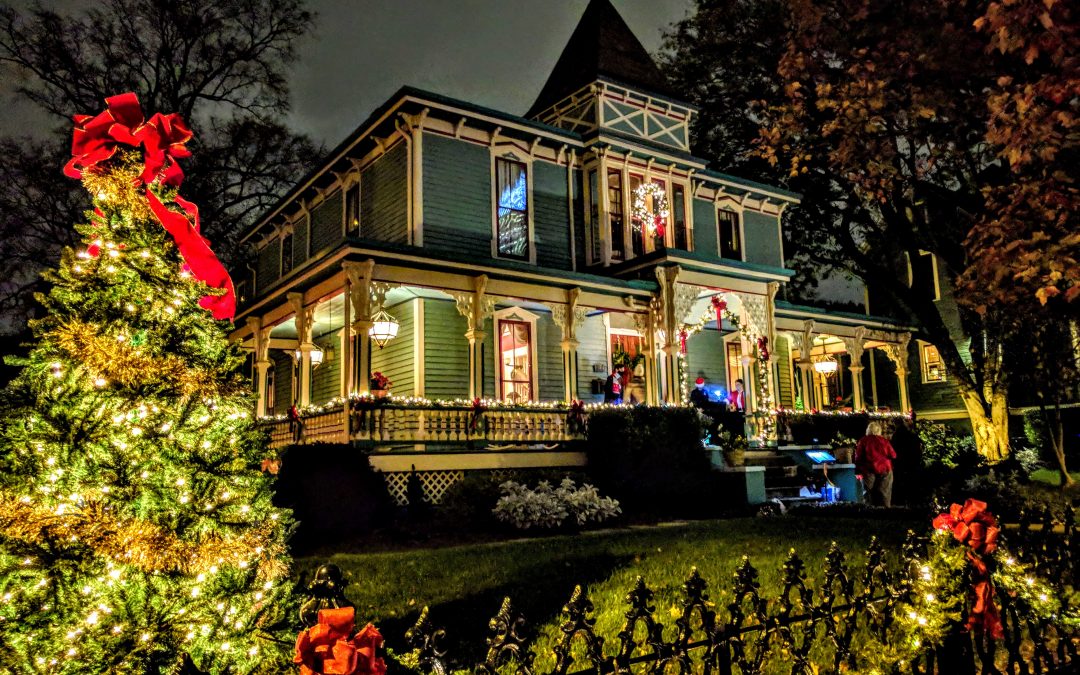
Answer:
[{"left": 295, "top": 515, "right": 920, "bottom": 671}]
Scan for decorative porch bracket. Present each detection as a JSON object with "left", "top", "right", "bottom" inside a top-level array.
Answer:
[
  {"left": 655, "top": 266, "right": 699, "bottom": 404},
  {"left": 842, "top": 326, "right": 868, "bottom": 410}
]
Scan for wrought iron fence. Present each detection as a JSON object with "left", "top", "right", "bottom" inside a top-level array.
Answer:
[{"left": 302, "top": 507, "right": 1077, "bottom": 675}]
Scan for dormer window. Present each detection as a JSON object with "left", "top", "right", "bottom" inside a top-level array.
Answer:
[
  {"left": 280, "top": 231, "right": 294, "bottom": 275},
  {"left": 494, "top": 156, "right": 531, "bottom": 260}
]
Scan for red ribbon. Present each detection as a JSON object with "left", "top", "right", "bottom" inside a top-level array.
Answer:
[
  {"left": 294, "top": 607, "right": 386, "bottom": 675},
  {"left": 711, "top": 296, "right": 727, "bottom": 327},
  {"left": 679, "top": 329, "right": 688, "bottom": 354},
  {"left": 757, "top": 336, "right": 770, "bottom": 362},
  {"left": 145, "top": 190, "right": 236, "bottom": 320},
  {"left": 932, "top": 499, "right": 1004, "bottom": 638},
  {"left": 134, "top": 111, "right": 192, "bottom": 186},
  {"left": 470, "top": 398, "right": 486, "bottom": 433}
]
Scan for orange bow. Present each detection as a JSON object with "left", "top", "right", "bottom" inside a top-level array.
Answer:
[{"left": 294, "top": 607, "right": 386, "bottom": 675}]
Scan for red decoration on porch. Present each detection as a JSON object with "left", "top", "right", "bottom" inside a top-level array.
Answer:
[
  {"left": 294, "top": 606, "right": 386, "bottom": 675},
  {"left": 711, "top": 296, "right": 727, "bottom": 326},
  {"left": 679, "top": 329, "right": 688, "bottom": 354},
  {"left": 288, "top": 404, "right": 304, "bottom": 443},
  {"left": 567, "top": 399, "right": 587, "bottom": 434},
  {"left": 757, "top": 336, "right": 770, "bottom": 361},
  {"left": 653, "top": 214, "right": 666, "bottom": 239},
  {"left": 469, "top": 398, "right": 486, "bottom": 434},
  {"left": 932, "top": 499, "right": 1004, "bottom": 638}
]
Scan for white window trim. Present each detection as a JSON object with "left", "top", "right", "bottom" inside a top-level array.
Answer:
[
  {"left": 918, "top": 340, "right": 947, "bottom": 384},
  {"left": 493, "top": 306, "right": 540, "bottom": 403},
  {"left": 490, "top": 144, "right": 536, "bottom": 264},
  {"left": 715, "top": 196, "right": 746, "bottom": 262}
]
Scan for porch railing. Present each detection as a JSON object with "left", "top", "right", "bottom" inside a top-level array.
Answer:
[{"left": 263, "top": 401, "right": 583, "bottom": 449}]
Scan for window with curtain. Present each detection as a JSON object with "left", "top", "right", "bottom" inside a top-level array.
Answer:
[
  {"left": 628, "top": 173, "right": 644, "bottom": 257},
  {"left": 607, "top": 169, "right": 625, "bottom": 261},
  {"left": 921, "top": 343, "right": 946, "bottom": 382},
  {"left": 672, "top": 184, "right": 688, "bottom": 249},
  {"left": 718, "top": 209, "right": 741, "bottom": 260},
  {"left": 345, "top": 181, "right": 360, "bottom": 236},
  {"left": 496, "top": 158, "right": 529, "bottom": 259},
  {"left": 498, "top": 319, "right": 533, "bottom": 402},
  {"left": 281, "top": 233, "right": 294, "bottom": 275}
]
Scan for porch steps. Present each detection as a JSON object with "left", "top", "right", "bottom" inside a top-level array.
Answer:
[{"left": 744, "top": 448, "right": 821, "bottom": 503}]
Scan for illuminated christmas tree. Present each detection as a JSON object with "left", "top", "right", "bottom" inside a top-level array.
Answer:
[{"left": 0, "top": 94, "right": 292, "bottom": 673}]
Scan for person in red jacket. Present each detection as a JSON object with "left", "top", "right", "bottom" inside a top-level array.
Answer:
[{"left": 855, "top": 421, "right": 897, "bottom": 507}]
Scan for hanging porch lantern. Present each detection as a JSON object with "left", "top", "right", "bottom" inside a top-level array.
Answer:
[
  {"left": 368, "top": 309, "right": 399, "bottom": 348},
  {"left": 813, "top": 356, "right": 838, "bottom": 375}
]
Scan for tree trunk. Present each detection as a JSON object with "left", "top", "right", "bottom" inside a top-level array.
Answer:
[
  {"left": 958, "top": 389, "right": 1008, "bottom": 461},
  {"left": 1045, "top": 404, "right": 1074, "bottom": 488}
]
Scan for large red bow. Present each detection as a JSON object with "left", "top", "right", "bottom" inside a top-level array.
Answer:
[
  {"left": 711, "top": 296, "right": 727, "bottom": 327},
  {"left": 932, "top": 499, "right": 1003, "bottom": 638},
  {"left": 146, "top": 190, "right": 236, "bottom": 320},
  {"left": 294, "top": 607, "right": 386, "bottom": 675},
  {"left": 64, "top": 92, "right": 192, "bottom": 187}
]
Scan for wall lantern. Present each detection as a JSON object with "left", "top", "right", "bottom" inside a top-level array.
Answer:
[
  {"left": 294, "top": 347, "right": 325, "bottom": 367},
  {"left": 368, "top": 309, "right": 399, "bottom": 348}
]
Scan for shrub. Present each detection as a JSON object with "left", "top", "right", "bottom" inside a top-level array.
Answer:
[
  {"left": 584, "top": 406, "right": 718, "bottom": 517},
  {"left": 492, "top": 478, "right": 621, "bottom": 530},
  {"left": 916, "top": 421, "right": 980, "bottom": 469}
]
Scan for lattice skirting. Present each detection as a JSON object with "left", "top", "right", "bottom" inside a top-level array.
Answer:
[{"left": 382, "top": 470, "right": 464, "bottom": 506}]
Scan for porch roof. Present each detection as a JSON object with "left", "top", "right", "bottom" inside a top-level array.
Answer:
[{"left": 775, "top": 300, "right": 915, "bottom": 331}]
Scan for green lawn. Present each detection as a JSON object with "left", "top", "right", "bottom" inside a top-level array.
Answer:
[{"left": 295, "top": 515, "right": 921, "bottom": 671}]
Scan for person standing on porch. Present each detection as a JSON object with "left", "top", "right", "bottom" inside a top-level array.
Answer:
[
  {"left": 728, "top": 379, "right": 746, "bottom": 412},
  {"left": 855, "top": 422, "right": 897, "bottom": 507},
  {"left": 603, "top": 370, "right": 623, "bottom": 404}
]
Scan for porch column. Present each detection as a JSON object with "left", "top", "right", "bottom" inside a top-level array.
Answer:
[
  {"left": 453, "top": 274, "right": 495, "bottom": 400},
  {"left": 288, "top": 292, "right": 317, "bottom": 407},
  {"left": 794, "top": 320, "right": 817, "bottom": 410},
  {"left": 655, "top": 266, "right": 698, "bottom": 404},
  {"left": 550, "top": 287, "right": 587, "bottom": 401},
  {"left": 340, "top": 282, "right": 353, "bottom": 398},
  {"left": 246, "top": 316, "right": 273, "bottom": 417},
  {"left": 344, "top": 260, "right": 376, "bottom": 396},
  {"left": 882, "top": 332, "right": 912, "bottom": 413},
  {"left": 842, "top": 327, "right": 867, "bottom": 411}
]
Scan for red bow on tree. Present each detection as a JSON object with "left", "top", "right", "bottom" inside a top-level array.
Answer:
[
  {"left": 64, "top": 92, "right": 191, "bottom": 187},
  {"left": 146, "top": 191, "right": 236, "bottom": 320},
  {"left": 932, "top": 498, "right": 1004, "bottom": 638},
  {"left": 294, "top": 607, "right": 386, "bottom": 675}
]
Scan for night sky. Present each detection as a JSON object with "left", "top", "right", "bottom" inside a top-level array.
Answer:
[{"left": 0, "top": 0, "right": 694, "bottom": 147}]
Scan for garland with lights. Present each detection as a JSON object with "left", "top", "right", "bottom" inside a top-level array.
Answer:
[
  {"left": 860, "top": 499, "right": 1078, "bottom": 670},
  {"left": 631, "top": 182, "right": 669, "bottom": 240},
  {"left": 0, "top": 92, "right": 293, "bottom": 673}
]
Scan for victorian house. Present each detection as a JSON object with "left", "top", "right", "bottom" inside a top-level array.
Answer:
[{"left": 230, "top": 0, "right": 929, "bottom": 502}]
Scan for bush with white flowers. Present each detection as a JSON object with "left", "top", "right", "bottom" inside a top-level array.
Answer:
[{"left": 493, "top": 478, "right": 621, "bottom": 530}]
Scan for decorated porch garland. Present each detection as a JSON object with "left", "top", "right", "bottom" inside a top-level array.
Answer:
[{"left": 631, "top": 182, "right": 669, "bottom": 240}]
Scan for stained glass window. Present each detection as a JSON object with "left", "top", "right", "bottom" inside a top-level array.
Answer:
[{"left": 496, "top": 158, "right": 529, "bottom": 259}]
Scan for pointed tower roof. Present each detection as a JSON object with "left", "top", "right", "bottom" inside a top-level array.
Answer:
[{"left": 526, "top": 0, "right": 678, "bottom": 119}]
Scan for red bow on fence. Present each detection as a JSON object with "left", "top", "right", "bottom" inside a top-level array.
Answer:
[
  {"left": 469, "top": 398, "right": 486, "bottom": 434},
  {"left": 567, "top": 399, "right": 587, "bottom": 435},
  {"left": 294, "top": 607, "right": 386, "bottom": 675},
  {"left": 932, "top": 498, "right": 1004, "bottom": 638}
]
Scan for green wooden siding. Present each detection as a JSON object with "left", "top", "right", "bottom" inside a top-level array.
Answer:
[
  {"left": 685, "top": 329, "right": 727, "bottom": 388},
  {"left": 423, "top": 133, "right": 492, "bottom": 259},
  {"left": 576, "top": 314, "right": 608, "bottom": 401},
  {"left": 423, "top": 299, "right": 469, "bottom": 400},
  {"left": 371, "top": 300, "right": 415, "bottom": 396},
  {"left": 256, "top": 240, "right": 280, "bottom": 293},
  {"left": 692, "top": 198, "right": 717, "bottom": 258},
  {"left": 361, "top": 142, "right": 408, "bottom": 244},
  {"left": 270, "top": 350, "right": 293, "bottom": 415},
  {"left": 311, "top": 189, "right": 343, "bottom": 254},
  {"left": 311, "top": 331, "right": 342, "bottom": 404},
  {"left": 293, "top": 214, "right": 310, "bottom": 267},
  {"left": 775, "top": 335, "right": 794, "bottom": 407},
  {"left": 533, "top": 161, "right": 572, "bottom": 269},
  {"left": 743, "top": 210, "right": 782, "bottom": 268},
  {"left": 536, "top": 312, "right": 564, "bottom": 400},
  {"left": 571, "top": 169, "right": 586, "bottom": 270}
]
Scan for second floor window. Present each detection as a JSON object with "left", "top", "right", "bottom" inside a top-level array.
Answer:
[
  {"left": 345, "top": 181, "right": 360, "bottom": 236},
  {"left": 672, "top": 184, "right": 688, "bottom": 250},
  {"left": 280, "top": 232, "right": 294, "bottom": 275},
  {"left": 718, "top": 208, "right": 741, "bottom": 260},
  {"left": 608, "top": 169, "right": 625, "bottom": 261},
  {"left": 496, "top": 158, "right": 529, "bottom": 259},
  {"left": 921, "top": 342, "right": 946, "bottom": 382}
]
